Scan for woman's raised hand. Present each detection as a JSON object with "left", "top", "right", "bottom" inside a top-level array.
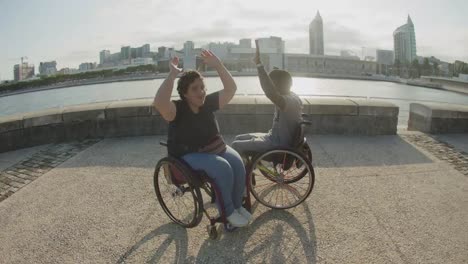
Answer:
[
  {"left": 169, "top": 56, "right": 182, "bottom": 75},
  {"left": 201, "top": 50, "right": 222, "bottom": 69}
]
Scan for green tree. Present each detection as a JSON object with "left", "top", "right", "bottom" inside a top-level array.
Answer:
[
  {"left": 411, "top": 59, "right": 421, "bottom": 78},
  {"left": 394, "top": 59, "right": 401, "bottom": 76},
  {"left": 433, "top": 62, "right": 439, "bottom": 76},
  {"left": 423, "top": 58, "right": 431, "bottom": 75},
  {"left": 0, "top": 64, "right": 159, "bottom": 93}
]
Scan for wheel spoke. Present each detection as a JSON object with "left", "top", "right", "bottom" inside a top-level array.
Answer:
[
  {"left": 250, "top": 149, "right": 314, "bottom": 209},
  {"left": 154, "top": 160, "right": 201, "bottom": 227}
]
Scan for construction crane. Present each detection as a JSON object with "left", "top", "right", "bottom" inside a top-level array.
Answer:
[
  {"left": 8, "top": 56, "right": 28, "bottom": 63},
  {"left": 8, "top": 56, "right": 28, "bottom": 65},
  {"left": 7, "top": 56, "right": 30, "bottom": 81}
]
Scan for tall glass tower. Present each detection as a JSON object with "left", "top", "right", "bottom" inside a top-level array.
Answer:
[
  {"left": 309, "top": 11, "right": 324, "bottom": 55},
  {"left": 393, "top": 15, "right": 417, "bottom": 64}
]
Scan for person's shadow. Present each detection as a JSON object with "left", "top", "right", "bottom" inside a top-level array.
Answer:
[
  {"left": 116, "top": 202, "right": 316, "bottom": 264},
  {"left": 116, "top": 223, "right": 188, "bottom": 264},
  {"left": 195, "top": 202, "right": 317, "bottom": 263}
]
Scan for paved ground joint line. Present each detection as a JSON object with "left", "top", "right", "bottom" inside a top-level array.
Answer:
[
  {"left": 401, "top": 134, "right": 468, "bottom": 177},
  {"left": 0, "top": 139, "right": 102, "bottom": 202}
]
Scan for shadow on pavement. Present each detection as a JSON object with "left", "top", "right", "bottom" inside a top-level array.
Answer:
[
  {"left": 116, "top": 223, "right": 188, "bottom": 264},
  {"left": 195, "top": 202, "right": 317, "bottom": 263},
  {"left": 116, "top": 201, "right": 316, "bottom": 264}
]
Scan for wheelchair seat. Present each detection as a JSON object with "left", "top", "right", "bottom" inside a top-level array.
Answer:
[{"left": 244, "top": 118, "right": 311, "bottom": 169}]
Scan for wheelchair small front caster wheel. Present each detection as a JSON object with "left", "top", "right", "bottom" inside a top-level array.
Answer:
[
  {"left": 224, "top": 223, "right": 238, "bottom": 232},
  {"left": 207, "top": 224, "right": 219, "bottom": 240}
]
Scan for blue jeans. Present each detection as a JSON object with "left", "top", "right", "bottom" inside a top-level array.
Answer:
[{"left": 182, "top": 146, "right": 246, "bottom": 216}]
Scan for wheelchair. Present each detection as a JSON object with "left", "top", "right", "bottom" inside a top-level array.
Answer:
[{"left": 153, "top": 116, "right": 315, "bottom": 239}]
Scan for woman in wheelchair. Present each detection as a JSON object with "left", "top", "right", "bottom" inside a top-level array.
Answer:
[{"left": 153, "top": 50, "right": 251, "bottom": 228}]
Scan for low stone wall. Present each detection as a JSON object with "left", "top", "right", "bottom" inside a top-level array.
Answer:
[
  {"left": 0, "top": 96, "right": 398, "bottom": 153},
  {"left": 408, "top": 103, "right": 468, "bottom": 134}
]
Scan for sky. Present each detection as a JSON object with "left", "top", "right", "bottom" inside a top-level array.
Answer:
[{"left": 1, "top": 0, "right": 467, "bottom": 80}]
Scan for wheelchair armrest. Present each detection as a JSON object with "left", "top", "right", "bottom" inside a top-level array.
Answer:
[{"left": 160, "top": 141, "right": 168, "bottom": 147}]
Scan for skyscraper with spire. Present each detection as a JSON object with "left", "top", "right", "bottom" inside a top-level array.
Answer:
[
  {"left": 309, "top": 11, "right": 324, "bottom": 55},
  {"left": 393, "top": 15, "right": 417, "bottom": 64}
]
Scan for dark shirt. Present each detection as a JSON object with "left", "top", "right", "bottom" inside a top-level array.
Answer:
[{"left": 167, "top": 92, "right": 221, "bottom": 157}]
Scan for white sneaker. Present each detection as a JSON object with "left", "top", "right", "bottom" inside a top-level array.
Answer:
[
  {"left": 237, "top": 207, "right": 253, "bottom": 223},
  {"left": 226, "top": 211, "right": 248, "bottom": 227}
]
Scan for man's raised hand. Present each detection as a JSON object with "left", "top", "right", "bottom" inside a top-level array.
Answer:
[{"left": 254, "top": 39, "right": 261, "bottom": 65}]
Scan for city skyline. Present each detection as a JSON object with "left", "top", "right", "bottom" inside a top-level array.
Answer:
[{"left": 1, "top": 0, "right": 467, "bottom": 80}]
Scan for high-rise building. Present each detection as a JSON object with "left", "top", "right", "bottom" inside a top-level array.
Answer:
[
  {"left": 183, "top": 41, "right": 196, "bottom": 70},
  {"left": 393, "top": 15, "right": 417, "bottom": 64},
  {"left": 158, "top": 46, "right": 168, "bottom": 59},
  {"left": 109, "top": 53, "right": 121, "bottom": 64},
  {"left": 257, "top": 36, "right": 285, "bottom": 53},
  {"left": 121, "top": 46, "right": 131, "bottom": 60},
  {"left": 132, "top": 44, "right": 152, "bottom": 58},
  {"left": 184, "top": 41, "right": 195, "bottom": 56},
  {"left": 39, "top": 61, "right": 57, "bottom": 76},
  {"left": 141, "top": 44, "right": 150, "bottom": 57},
  {"left": 79, "top": 62, "right": 97, "bottom": 72},
  {"left": 239, "top": 39, "right": 252, "bottom": 48},
  {"left": 254, "top": 36, "right": 285, "bottom": 70},
  {"left": 309, "top": 11, "right": 324, "bottom": 55},
  {"left": 13, "top": 63, "right": 35, "bottom": 81},
  {"left": 99, "top": 50, "right": 111, "bottom": 65},
  {"left": 206, "top": 42, "right": 236, "bottom": 60}
]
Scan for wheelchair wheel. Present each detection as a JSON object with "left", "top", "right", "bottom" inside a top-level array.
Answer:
[
  {"left": 249, "top": 149, "right": 315, "bottom": 209},
  {"left": 259, "top": 142, "right": 312, "bottom": 184},
  {"left": 154, "top": 157, "right": 203, "bottom": 228}
]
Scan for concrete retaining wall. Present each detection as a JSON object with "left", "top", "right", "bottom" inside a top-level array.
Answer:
[
  {"left": 0, "top": 96, "right": 399, "bottom": 153},
  {"left": 408, "top": 103, "right": 468, "bottom": 134}
]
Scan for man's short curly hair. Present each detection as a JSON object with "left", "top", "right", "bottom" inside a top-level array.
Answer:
[
  {"left": 176, "top": 71, "right": 202, "bottom": 100},
  {"left": 269, "top": 69, "right": 292, "bottom": 94}
]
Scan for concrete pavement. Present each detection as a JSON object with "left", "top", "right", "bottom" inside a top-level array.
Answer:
[{"left": 0, "top": 132, "right": 467, "bottom": 263}]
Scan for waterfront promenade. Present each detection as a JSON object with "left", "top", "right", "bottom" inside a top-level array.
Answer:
[{"left": 0, "top": 132, "right": 467, "bottom": 263}]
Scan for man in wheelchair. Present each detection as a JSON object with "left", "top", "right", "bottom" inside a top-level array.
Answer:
[{"left": 232, "top": 40, "right": 303, "bottom": 159}]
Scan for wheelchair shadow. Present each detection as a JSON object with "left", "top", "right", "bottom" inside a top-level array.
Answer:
[
  {"left": 116, "top": 223, "right": 188, "bottom": 264},
  {"left": 195, "top": 202, "right": 317, "bottom": 263}
]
